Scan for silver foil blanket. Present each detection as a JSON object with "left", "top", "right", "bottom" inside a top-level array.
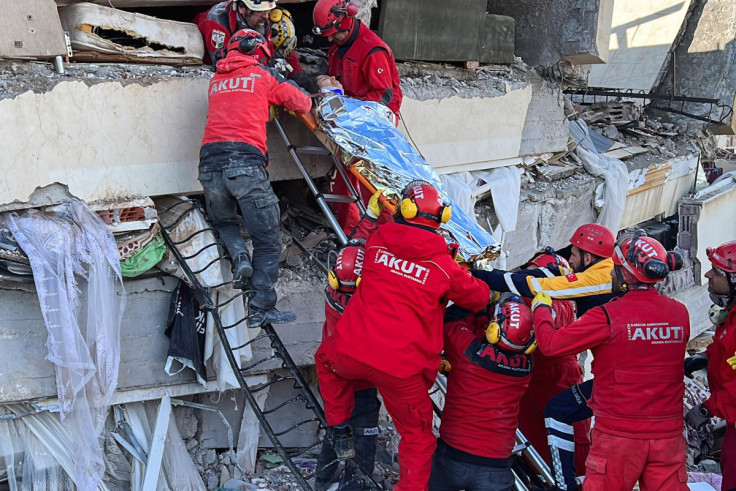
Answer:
[{"left": 314, "top": 94, "right": 500, "bottom": 263}]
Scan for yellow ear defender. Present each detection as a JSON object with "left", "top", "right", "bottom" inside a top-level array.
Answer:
[
  {"left": 485, "top": 322, "right": 500, "bottom": 345},
  {"left": 356, "top": 276, "right": 362, "bottom": 288},
  {"left": 269, "top": 8, "right": 293, "bottom": 23},
  {"left": 524, "top": 340, "right": 537, "bottom": 355},
  {"left": 327, "top": 269, "right": 340, "bottom": 291},
  {"left": 400, "top": 197, "right": 452, "bottom": 223}
]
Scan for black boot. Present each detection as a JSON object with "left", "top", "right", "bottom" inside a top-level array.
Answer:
[
  {"left": 246, "top": 307, "right": 296, "bottom": 328},
  {"left": 332, "top": 425, "right": 355, "bottom": 460},
  {"left": 232, "top": 253, "right": 253, "bottom": 289},
  {"left": 342, "top": 389, "right": 381, "bottom": 490},
  {"left": 314, "top": 438, "right": 341, "bottom": 491}
]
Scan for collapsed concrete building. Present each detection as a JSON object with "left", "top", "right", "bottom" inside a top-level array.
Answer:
[{"left": 1, "top": 0, "right": 735, "bottom": 489}]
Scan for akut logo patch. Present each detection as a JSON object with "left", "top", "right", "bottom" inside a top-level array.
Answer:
[
  {"left": 505, "top": 302, "right": 521, "bottom": 331},
  {"left": 374, "top": 249, "right": 430, "bottom": 284},
  {"left": 627, "top": 322, "right": 684, "bottom": 344}
]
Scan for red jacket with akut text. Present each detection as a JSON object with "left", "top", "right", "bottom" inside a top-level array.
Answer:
[
  {"left": 704, "top": 306, "right": 736, "bottom": 423},
  {"left": 440, "top": 315, "right": 532, "bottom": 459},
  {"left": 334, "top": 221, "right": 490, "bottom": 379},
  {"left": 201, "top": 51, "right": 311, "bottom": 155},
  {"left": 534, "top": 288, "right": 689, "bottom": 439},
  {"left": 328, "top": 21, "right": 402, "bottom": 115}
]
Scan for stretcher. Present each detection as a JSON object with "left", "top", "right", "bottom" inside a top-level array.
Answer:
[{"left": 275, "top": 93, "right": 501, "bottom": 264}]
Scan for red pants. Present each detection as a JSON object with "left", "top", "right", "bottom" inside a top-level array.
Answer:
[
  {"left": 582, "top": 429, "right": 688, "bottom": 491},
  {"left": 315, "top": 339, "right": 436, "bottom": 491},
  {"left": 723, "top": 423, "right": 736, "bottom": 491},
  {"left": 518, "top": 360, "right": 590, "bottom": 471}
]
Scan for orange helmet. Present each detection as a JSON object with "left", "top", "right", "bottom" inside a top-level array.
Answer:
[
  {"left": 613, "top": 231, "right": 682, "bottom": 284},
  {"left": 312, "top": 0, "right": 358, "bottom": 36},
  {"left": 399, "top": 180, "right": 451, "bottom": 229},
  {"left": 486, "top": 297, "right": 536, "bottom": 354},
  {"left": 227, "top": 29, "right": 271, "bottom": 63},
  {"left": 569, "top": 223, "right": 615, "bottom": 258}
]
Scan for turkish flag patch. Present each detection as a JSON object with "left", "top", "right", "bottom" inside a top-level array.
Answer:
[{"left": 565, "top": 272, "right": 578, "bottom": 282}]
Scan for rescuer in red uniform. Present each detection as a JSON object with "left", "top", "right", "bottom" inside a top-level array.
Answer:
[
  {"left": 684, "top": 240, "right": 736, "bottom": 491},
  {"left": 514, "top": 251, "right": 590, "bottom": 479},
  {"left": 531, "top": 232, "right": 689, "bottom": 491},
  {"left": 196, "top": 0, "right": 303, "bottom": 73},
  {"left": 314, "top": 191, "right": 389, "bottom": 491},
  {"left": 315, "top": 181, "right": 491, "bottom": 491},
  {"left": 429, "top": 298, "right": 535, "bottom": 491},
  {"left": 312, "top": 0, "right": 404, "bottom": 234},
  {"left": 198, "top": 29, "right": 311, "bottom": 328},
  {"left": 312, "top": 0, "right": 402, "bottom": 115}
]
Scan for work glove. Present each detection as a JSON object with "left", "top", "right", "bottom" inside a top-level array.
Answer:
[
  {"left": 684, "top": 353, "right": 709, "bottom": 379},
  {"left": 439, "top": 359, "right": 451, "bottom": 375},
  {"left": 728, "top": 351, "right": 736, "bottom": 370},
  {"left": 268, "top": 57, "right": 293, "bottom": 76},
  {"left": 366, "top": 188, "right": 386, "bottom": 219},
  {"left": 531, "top": 292, "right": 553, "bottom": 313},
  {"left": 685, "top": 403, "right": 711, "bottom": 429}
]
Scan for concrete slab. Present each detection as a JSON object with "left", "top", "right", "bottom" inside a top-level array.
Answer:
[{"left": 588, "top": 0, "right": 691, "bottom": 91}]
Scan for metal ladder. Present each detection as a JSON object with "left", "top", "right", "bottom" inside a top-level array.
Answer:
[
  {"left": 273, "top": 117, "right": 366, "bottom": 247},
  {"left": 157, "top": 198, "right": 381, "bottom": 491}
]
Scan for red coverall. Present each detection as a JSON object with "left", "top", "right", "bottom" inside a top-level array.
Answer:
[
  {"left": 316, "top": 221, "right": 490, "bottom": 491},
  {"left": 517, "top": 299, "right": 591, "bottom": 472},
  {"left": 439, "top": 314, "right": 532, "bottom": 457},
  {"left": 703, "top": 306, "right": 736, "bottom": 489},
  {"left": 195, "top": 1, "right": 302, "bottom": 71},
  {"left": 533, "top": 288, "right": 690, "bottom": 491},
  {"left": 327, "top": 19, "right": 403, "bottom": 233}
]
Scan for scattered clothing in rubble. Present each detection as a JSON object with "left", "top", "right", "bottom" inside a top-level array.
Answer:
[
  {"left": 120, "top": 235, "right": 167, "bottom": 277},
  {"left": 165, "top": 280, "right": 208, "bottom": 385}
]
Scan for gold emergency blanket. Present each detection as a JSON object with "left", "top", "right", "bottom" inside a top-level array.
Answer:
[{"left": 314, "top": 94, "right": 500, "bottom": 263}]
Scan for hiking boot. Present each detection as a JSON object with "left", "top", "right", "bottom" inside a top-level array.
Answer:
[
  {"left": 332, "top": 425, "right": 355, "bottom": 460},
  {"left": 246, "top": 307, "right": 296, "bottom": 328},
  {"left": 232, "top": 253, "right": 253, "bottom": 290}
]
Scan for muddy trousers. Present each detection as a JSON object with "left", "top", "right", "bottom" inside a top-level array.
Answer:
[
  {"left": 199, "top": 168, "right": 281, "bottom": 310},
  {"left": 316, "top": 341, "right": 436, "bottom": 491},
  {"left": 544, "top": 380, "right": 593, "bottom": 491},
  {"left": 315, "top": 388, "right": 381, "bottom": 490}
]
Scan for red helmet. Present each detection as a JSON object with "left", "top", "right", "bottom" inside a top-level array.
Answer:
[
  {"left": 328, "top": 244, "right": 365, "bottom": 292},
  {"left": 707, "top": 241, "right": 736, "bottom": 273},
  {"left": 528, "top": 247, "right": 570, "bottom": 272},
  {"left": 312, "top": 0, "right": 358, "bottom": 37},
  {"left": 569, "top": 223, "right": 615, "bottom": 258},
  {"left": 399, "top": 180, "right": 451, "bottom": 229},
  {"left": 227, "top": 29, "right": 271, "bottom": 63},
  {"left": 486, "top": 298, "right": 536, "bottom": 354},
  {"left": 613, "top": 232, "right": 681, "bottom": 284}
]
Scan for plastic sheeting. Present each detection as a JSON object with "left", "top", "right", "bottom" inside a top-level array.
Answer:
[
  {"left": 2, "top": 200, "right": 125, "bottom": 491},
  {"left": 315, "top": 94, "right": 500, "bottom": 263},
  {"left": 568, "top": 120, "right": 629, "bottom": 232}
]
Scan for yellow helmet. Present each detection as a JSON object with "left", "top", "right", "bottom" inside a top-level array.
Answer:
[{"left": 270, "top": 9, "right": 297, "bottom": 58}]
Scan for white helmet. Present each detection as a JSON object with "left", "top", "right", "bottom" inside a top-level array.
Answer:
[{"left": 233, "top": 0, "right": 276, "bottom": 12}]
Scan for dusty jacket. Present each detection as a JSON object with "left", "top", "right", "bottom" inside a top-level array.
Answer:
[
  {"left": 440, "top": 313, "right": 532, "bottom": 461},
  {"left": 328, "top": 21, "right": 403, "bottom": 115},
  {"left": 334, "top": 221, "right": 490, "bottom": 378},
  {"left": 534, "top": 288, "right": 690, "bottom": 439},
  {"left": 704, "top": 306, "right": 736, "bottom": 423},
  {"left": 195, "top": 1, "right": 302, "bottom": 71},
  {"left": 200, "top": 51, "right": 310, "bottom": 172}
]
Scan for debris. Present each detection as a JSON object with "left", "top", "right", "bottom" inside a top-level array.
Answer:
[{"left": 58, "top": 3, "right": 204, "bottom": 65}]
